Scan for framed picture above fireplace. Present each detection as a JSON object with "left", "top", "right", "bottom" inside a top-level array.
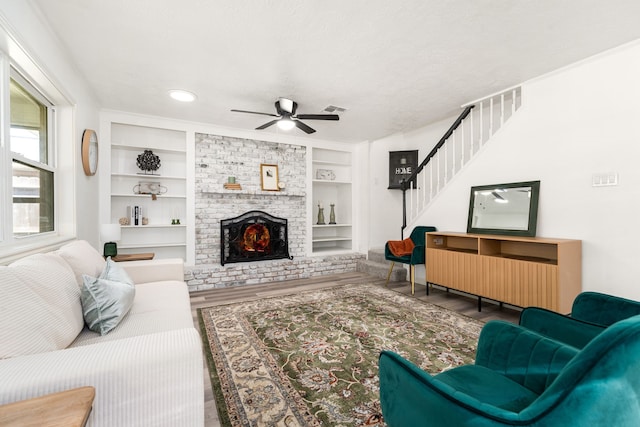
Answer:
[{"left": 260, "top": 164, "right": 279, "bottom": 191}]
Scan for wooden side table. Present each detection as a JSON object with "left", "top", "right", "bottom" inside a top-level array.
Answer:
[
  {"left": 111, "top": 252, "right": 155, "bottom": 262},
  {"left": 0, "top": 386, "right": 95, "bottom": 427}
]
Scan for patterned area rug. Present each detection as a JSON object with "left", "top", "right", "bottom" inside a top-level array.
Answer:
[{"left": 198, "top": 284, "right": 483, "bottom": 426}]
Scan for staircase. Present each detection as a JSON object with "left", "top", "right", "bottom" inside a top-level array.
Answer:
[
  {"left": 358, "top": 87, "right": 523, "bottom": 280},
  {"left": 359, "top": 86, "right": 524, "bottom": 279},
  {"left": 356, "top": 248, "right": 407, "bottom": 282},
  {"left": 401, "top": 86, "right": 523, "bottom": 235}
]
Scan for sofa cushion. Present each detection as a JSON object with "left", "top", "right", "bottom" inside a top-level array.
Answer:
[
  {"left": 435, "top": 365, "right": 539, "bottom": 412},
  {"left": 71, "top": 280, "right": 193, "bottom": 347},
  {"left": 57, "top": 240, "right": 106, "bottom": 287},
  {"left": 0, "top": 253, "right": 84, "bottom": 358},
  {"left": 81, "top": 259, "right": 136, "bottom": 335}
]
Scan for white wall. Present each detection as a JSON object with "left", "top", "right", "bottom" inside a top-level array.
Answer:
[
  {"left": 369, "top": 40, "right": 640, "bottom": 300},
  {"left": 0, "top": 1, "right": 101, "bottom": 248},
  {"left": 367, "top": 117, "right": 454, "bottom": 247}
]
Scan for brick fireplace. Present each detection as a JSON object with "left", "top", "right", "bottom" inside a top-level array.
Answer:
[{"left": 186, "top": 133, "right": 364, "bottom": 291}]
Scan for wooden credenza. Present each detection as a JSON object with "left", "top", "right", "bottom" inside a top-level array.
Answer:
[{"left": 426, "top": 232, "right": 581, "bottom": 313}]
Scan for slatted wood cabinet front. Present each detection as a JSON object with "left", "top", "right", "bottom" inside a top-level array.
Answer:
[{"left": 426, "top": 232, "right": 581, "bottom": 313}]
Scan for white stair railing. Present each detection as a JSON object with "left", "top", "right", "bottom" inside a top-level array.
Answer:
[{"left": 402, "top": 86, "right": 522, "bottom": 234}]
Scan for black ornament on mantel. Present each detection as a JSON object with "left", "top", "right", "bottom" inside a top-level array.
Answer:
[{"left": 136, "top": 150, "right": 161, "bottom": 175}]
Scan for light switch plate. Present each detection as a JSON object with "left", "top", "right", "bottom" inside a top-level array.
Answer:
[{"left": 592, "top": 173, "right": 618, "bottom": 187}]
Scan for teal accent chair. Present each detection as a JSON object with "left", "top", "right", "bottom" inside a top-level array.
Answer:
[
  {"left": 384, "top": 226, "right": 436, "bottom": 295},
  {"left": 519, "top": 291, "right": 640, "bottom": 349},
  {"left": 379, "top": 315, "right": 640, "bottom": 426}
]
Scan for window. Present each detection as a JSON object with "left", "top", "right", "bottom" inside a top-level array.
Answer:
[
  {"left": 9, "top": 73, "right": 55, "bottom": 237},
  {"left": 0, "top": 26, "right": 75, "bottom": 260}
]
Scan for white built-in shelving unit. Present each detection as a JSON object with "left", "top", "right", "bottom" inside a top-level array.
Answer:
[
  {"left": 102, "top": 118, "right": 192, "bottom": 262},
  {"left": 100, "top": 112, "right": 360, "bottom": 263},
  {"left": 311, "top": 147, "right": 353, "bottom": 254}
]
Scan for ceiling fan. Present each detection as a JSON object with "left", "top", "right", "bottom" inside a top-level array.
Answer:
[{"left": 231, "top": 98, "right": 339, "bottom": 134}]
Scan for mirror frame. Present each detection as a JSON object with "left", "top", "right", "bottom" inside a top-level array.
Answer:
[{"left": 466, "top": 180, "right": 540, "bottom": 237}]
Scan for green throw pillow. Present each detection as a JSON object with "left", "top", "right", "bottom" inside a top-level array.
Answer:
[{"left": 80, "top": 258, "right": 135, "bottom": 335}]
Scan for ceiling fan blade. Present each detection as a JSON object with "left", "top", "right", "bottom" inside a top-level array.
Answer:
[
  {"left": 231, "top": 109, "right": 279, "bottom": 117},
  {"left": 256, "top": 120, "right": 279, "bottom": 130},
  {"left": 295, "top": 114, "right": 339, "bottom": 121},
  {"left": 294, "top": 120, "right": 316, "bottom": 134}
]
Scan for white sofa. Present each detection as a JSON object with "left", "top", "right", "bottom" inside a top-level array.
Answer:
[{"left": 0, "top": 240, "right": 204, "bottom": 426}]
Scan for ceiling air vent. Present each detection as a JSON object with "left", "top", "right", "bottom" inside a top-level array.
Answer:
[{"left": 322, "top": 105, "right": 347, "bottom": 114}]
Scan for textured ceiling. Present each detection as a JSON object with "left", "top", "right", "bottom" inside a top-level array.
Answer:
[{"left": 31, "top": 0, "right": 640, "bottom": 143}]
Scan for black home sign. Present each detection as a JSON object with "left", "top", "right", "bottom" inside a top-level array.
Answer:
[{"left": 388, "top": 150, "right": 418, "bottom": 190}]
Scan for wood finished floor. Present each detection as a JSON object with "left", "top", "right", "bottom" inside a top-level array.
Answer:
[{"left": 190, "top": 272, "right": 522, "bottom": 427}]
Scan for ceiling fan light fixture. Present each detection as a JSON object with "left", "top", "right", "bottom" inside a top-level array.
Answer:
[
  {"left": 278, "top": 98, "right": 294, "bottom": 113},
  {"left": 168, "top": 89, "right": 197, "bottom": 102},
  {"left": 231, "top": 97, "right": 338, "bottom": 134},
  {"left": 277, "top": 118, "right": 296, "bottom": 131}
]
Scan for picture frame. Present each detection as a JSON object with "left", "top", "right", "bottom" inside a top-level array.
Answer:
[
  {"left": 388, "top": 150, "right": 418, "bottom": 190},
  {"left": 260, "top": 164, "right": 279, "bottom": 191}
]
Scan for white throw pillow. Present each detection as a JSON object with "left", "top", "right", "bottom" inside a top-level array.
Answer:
[
  {"left": 57, "top": 240, "right": 106, "bottom": 286},
  {"left": 0, "top": 253, "right": 84, "bottom": 359}
]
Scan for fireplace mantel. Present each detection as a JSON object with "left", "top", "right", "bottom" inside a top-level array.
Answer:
[{"left": 201, "top": 186, "right": 305, "bottom": 197}]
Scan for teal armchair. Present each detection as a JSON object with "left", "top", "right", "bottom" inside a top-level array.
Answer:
[
  {"left": 519, "top": 291, "right": 640, "bottom": 349},
  {"left": 570, "top": 291, "right": 640, "bottom": 325},
  {"left": 379, "top": 315, "right": 640, "bottom": 426},
  {"left": 384, "top": 226, "right": 436, "bottom": 295}
]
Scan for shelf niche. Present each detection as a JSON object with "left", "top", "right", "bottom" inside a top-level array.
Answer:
[
  {"left": 311, "top": 147, "right": 353, "bottom": 254},
  {"left": 108, "top": 122, "right": 188, "bottom": 261}
]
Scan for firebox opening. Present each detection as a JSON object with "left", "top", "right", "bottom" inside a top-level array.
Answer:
[{"left": 241, "top": 224, "right": 270, "bottom": 253}]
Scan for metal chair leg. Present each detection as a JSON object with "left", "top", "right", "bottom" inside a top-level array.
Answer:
[
  {"left": 424, "top": 265, "right": 429, "bottom": 296},
  {"left": 410, "top": 265, "right": 415, "bottom": 295},
  {"left": 385, "top": 261, "right": 395, "bottom": 286}
]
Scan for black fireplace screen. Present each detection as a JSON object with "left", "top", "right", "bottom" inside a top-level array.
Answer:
[{"left": 220, "top": 210, "right": 292, "bottom": 265}]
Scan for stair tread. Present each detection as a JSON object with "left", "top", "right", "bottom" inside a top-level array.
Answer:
[
  {"left": 356, "top": 258, "right": 407, "bottom": 281},
  {"left": 359, "top": 259, "right": 405, "bottom": 270},
  {"left": 366, "top": 247, "right": 389, "bottom": 264}
]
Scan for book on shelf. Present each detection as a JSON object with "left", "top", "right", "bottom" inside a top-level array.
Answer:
[{"left": 126, "top": 205, "right": 144, "bottom": 226}]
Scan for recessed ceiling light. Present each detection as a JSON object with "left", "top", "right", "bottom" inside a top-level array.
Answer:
[{"left": 168, "top": 89, "right": 197, "bottom": 102}]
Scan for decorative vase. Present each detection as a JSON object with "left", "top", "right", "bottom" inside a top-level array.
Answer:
[
  {"left": 329, "top": 204, "right": 336, "bottom": 224},
  {"left": 317, "top": 205, "right": 325, "bottom": 225}
]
